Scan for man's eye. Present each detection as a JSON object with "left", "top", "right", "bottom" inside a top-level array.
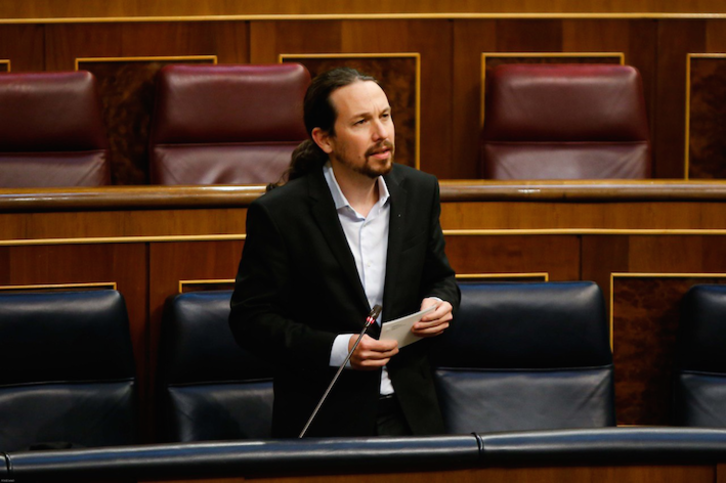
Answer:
[{"left": 354, "top": 119, "right": 366, "bottom": 125}]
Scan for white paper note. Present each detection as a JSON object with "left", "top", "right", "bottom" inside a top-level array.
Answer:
[{"left": 380, "top": 305, "right": 436, "bottom": 348}]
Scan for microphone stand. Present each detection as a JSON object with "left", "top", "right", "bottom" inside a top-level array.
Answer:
[{"left": 298, "top": 305, "right": 382, "bottom": 438}]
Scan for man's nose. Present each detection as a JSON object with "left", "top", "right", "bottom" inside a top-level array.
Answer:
[{"left": 372, "top": 119, "right": 389, "bottom": 141}]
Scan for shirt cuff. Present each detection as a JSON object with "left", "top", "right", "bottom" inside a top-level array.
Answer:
[{"left": 330, "top": 333, "right": 354, "bottom": 368}]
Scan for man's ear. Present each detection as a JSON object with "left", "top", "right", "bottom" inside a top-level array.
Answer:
[{"left": 312, "top": 127, "right": 334, "bottom": 154}]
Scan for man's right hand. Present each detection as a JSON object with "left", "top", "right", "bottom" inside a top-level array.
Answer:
[{"left": 348, "top": 334, "right": 398, "bottom": 371}]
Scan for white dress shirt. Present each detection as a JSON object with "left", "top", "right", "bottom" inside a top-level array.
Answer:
[{"left": 323, "top": 162, "right": 395, "bottom": 395}]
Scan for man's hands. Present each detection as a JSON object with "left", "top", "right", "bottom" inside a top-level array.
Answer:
[
  {"left": 412, "top": 298, "right": 452, "bottom": 337},
  {"left": 348, "top": 298, "right": 451, "bottom": 370},
  {"left": 349, "top": 334, "right": 398, "bottom": 371}
]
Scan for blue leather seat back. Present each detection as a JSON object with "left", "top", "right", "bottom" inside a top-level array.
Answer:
[
  {"left": 159, "top": 290, "right": 273, "bottom": 441},
  {"left": 433, "top": 282, "right": 615, "bottom": 433},
  {"left": 674, "top": 285, "right": 726, "bottom": 427},
  {"left": 0, "top": 290, "right": 136, "bottom": 451}
]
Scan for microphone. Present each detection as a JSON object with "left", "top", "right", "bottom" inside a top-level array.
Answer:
[{"left": 298, "top": 305, "right": 383, "bottom": 438}]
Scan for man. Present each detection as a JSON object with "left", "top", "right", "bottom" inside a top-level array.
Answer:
[{"left": 229, "top": 67, "right": 460, "bottom": 438}]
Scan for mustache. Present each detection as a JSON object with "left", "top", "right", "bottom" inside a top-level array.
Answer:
[{"left": 365, "top": 140, "right": 395, "bottom": 157}]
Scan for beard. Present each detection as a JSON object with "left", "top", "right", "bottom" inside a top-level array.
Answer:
[{"left": 340, "top": 140, "right": 395, "bottom": 179}]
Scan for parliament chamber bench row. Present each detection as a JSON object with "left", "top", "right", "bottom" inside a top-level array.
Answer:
[
  {"left": 0, "top": 61, "right": 651, "bottom": 187},
  {"left": 1, "top": 282, "right": 724, "bottom": 454}
]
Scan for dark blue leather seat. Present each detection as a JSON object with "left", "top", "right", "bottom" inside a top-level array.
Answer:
[
  {"left": 0, "top": 290, "right": 136, "bottom": 451},
  {"left": 433, "top": 281, "right": 615, "bottom": 433},
  {"left": 674, "top": 285, "right": 726, "bottom": 427},
  {"left": 158, "top": 290, "right": 273, "bottom": 441}
]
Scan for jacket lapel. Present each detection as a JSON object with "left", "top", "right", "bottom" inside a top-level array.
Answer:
[
  {"left": 308, "top": 168, "right": 370, "bottom": 318},
  {"left": 382, "top": 167, "right": 407, "bottom": 321}
]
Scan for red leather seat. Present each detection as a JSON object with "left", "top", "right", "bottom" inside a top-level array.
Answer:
[
  {"left": 481, "top": 64, "right": 651, "bottom": 180},
  {"left": 0, "top": 71, "right": 110, "bottom": 188},
  {"left": 149, "top": 64, "right": 310, "bottom": 185}
]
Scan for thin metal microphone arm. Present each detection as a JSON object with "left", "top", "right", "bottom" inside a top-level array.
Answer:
[{"left": 298, "top": 305, "right": 383, "bottom": 438}]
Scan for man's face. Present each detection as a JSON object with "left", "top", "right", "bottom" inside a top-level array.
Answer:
[{"left": 318, "top": 80, "right": 395, "bottom": 179}]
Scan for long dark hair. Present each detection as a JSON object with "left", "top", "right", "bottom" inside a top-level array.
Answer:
[{"left": 267, "top": 67, "right": 377, "bottom": 191}]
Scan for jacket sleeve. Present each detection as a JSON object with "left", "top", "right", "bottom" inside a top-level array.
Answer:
[{"left": 229, "top": 200, "right": 337, "bottom": 369}]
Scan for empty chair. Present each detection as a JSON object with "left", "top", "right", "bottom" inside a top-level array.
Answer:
[
  {"left": 673, "top": 285, "right": 726, "bottom": 427},
  {"left": 158, "top": 291, "right": 273, "bottom": 442},
  {"left": 0, "top": 290, "right": 136, "bottom": 451},
  {"left": 433, "top": 281, "right": 615, "bottom": 434},
  {"left": 149, "top": 63, "right": 310, "bottom": 185},
  {"left": 481, "top": 64, "right": 651, "bottom": 179},
  {"left": 0, "top": 71, "right": 110, "bottom": 187}
]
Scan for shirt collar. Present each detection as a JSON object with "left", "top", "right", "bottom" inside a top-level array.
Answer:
[{"left": 322, "top": 161, "right": 390, "bottom": 211}]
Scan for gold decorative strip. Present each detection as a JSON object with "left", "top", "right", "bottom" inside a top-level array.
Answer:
[
  {"left": 444, "top": 229, "right": 726, "bottom": 236},
  {"left": 480, "top": 52, "right": 625, "bottom": 127},
  {"left": 4, "top": 13, "right": 726, "bottom": 25},
  {"left": 75, "top": 55, "right": 218, "bottom": 70},
  {"left": 0, "top": 281, "right": 117, "bottom": 291},
  {"left": 178, "top": 278, "right": 235, "bottom": 293},
  {"left": 279, "top": 52, "right": 421, "bottom": 170},
  {"left": 0, "top": 60, "right": 10, "bottom": 72},
  {"left": 456, "top": 272, "right": 549, "bottom": 281},
  {"left": 4, "top": 229, "right": 726, "bottom": 247},
  {"left": 0, "top": 234, "right": 247, "bottom": 247},
  {"left": 609, "top": 272, "right": 726, "bottom": 348}
]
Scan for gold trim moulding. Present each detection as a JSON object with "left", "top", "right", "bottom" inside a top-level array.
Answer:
[
  {"left": 0, "top": 234, "right": 247, "bottom": 247},
  {"left": 4, "top": 13, "right": 726, "bottom": 24},
  {"left": 0, "top": 282, "right": 117, "bottom": 291},
  {"left": 4, "top": 229, "right": 726, "bottom": 248},
  {"left": 0, "top": 59, "right": 10, "bottom": 72},
  {"left": 178, "top": 278, "right": 235, "bottom": 293},
  {"left": 457, "top": 272, "right": 549, "bottom": 281},
  {"left": 75, "top": 55, "right": 218, "bottom": 70}
]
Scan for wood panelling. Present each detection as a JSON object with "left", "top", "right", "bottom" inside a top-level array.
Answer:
[
  {"left": 581, "top": 235, "right": 726, "bottom": 425},
  {"left": 7, "top": 1, "right": 726, "bottom": 19},
  {"left": 654, "top": 20, "right": 705, "bottom": 178},
  {"left": 445, "top": 235, "right": 580, "bottom": 281},
  {"left": 167, "top": 465, "right": 716, "bottom": 483},
  {"left": 612, "top": 274, "right": 726, "bottom": 425},
  {"left": 0, "top": 24, "right": 43, "bottom": 71}
]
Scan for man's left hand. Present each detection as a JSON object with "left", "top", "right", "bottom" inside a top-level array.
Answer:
[{"left": 412, "top": 298, "right": 452, "bottom": 337}]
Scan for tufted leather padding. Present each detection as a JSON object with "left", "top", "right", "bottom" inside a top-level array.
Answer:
[
  {"left": 149, "top": 63, "right": 310, "bottom": 185},
  {"left": 0, "top": 71, "right": 110, "bottom": 187},
  {"left": 432, "top": 281, "right": 615, "bottom": 433},
  {"left": 481, "top": 64, "right": 651, "bottom": 179},
  {"left": 158, "top": 290, "right": 274, "bottom": 442},
  {"left": 674, "top": 285, "right": 726, "bottom": 427},
  {"left": 0, "top": 290, "right": 136, "bottom": 451}
]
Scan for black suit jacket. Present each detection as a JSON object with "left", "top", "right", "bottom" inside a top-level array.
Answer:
[{"left": 229, "top": 163, "right": 460, "bottom": 438}]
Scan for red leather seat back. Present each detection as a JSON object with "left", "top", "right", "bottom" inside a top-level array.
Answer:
[
  {"left": 150, "top": 64, "right": 310, "bottom": 185},
  {"left": 482, "top": 64, "right": 651, "bottom": 179},
  {"left": 0, "top": 71, "right": 110, "bottom": 187}
]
